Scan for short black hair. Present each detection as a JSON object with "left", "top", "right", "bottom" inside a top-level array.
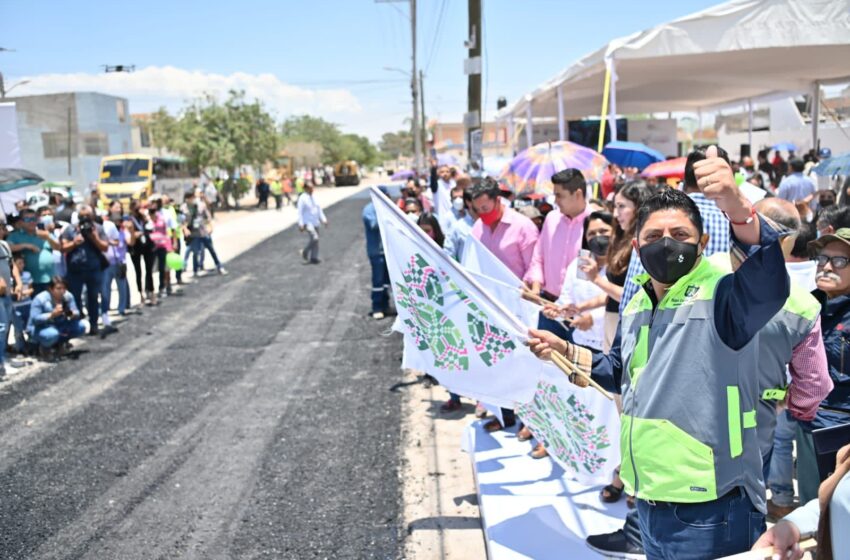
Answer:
[
  {"left": 551, "top": 168, "right": 586, "bottom": 195},
  {"left": 581, "top": 211, "right": 613, "bottom": 250},
  {"left": 19, "top": 208, "right": 36, "bottom": 217},
  {"left": 468, "top": 177, "right": 502, "bottom": 201},
  {"left": 792, "top": 222, "right": 817, "bottom": 259},
  {"left": 684, "top": 146, "right": 731, "bottom": 191},
  {"left": 636, "top": 188, "right": 704, "bottom": 238},
  {"left": 403, "top": 197, "right": 423, "bottom": 212},
  {"left": 817, "top": 205, "right": 850, "bottom": 231},
  {"left": 789, "top": 158, "right": 805, "bottom": 173},
  {"left": 49, "top": 275, "right": 67, "bottom": 289}
]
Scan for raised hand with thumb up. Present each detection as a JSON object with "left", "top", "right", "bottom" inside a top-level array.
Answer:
[{"left": 692, "top": 145, "right": 759, "bottom": 243}]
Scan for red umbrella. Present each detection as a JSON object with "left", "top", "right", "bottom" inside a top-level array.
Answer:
[{"left": 640, "top": 157, "right": 687, "bottom": 179}]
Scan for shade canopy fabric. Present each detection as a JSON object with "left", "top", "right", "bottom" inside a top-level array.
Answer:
[{"left": 498, "top": 0, "right": 850, "bottom": 123}]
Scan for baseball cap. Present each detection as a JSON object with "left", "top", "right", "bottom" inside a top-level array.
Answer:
[{"left": 809, "top": 227, "right": 850, "bottom": 252}]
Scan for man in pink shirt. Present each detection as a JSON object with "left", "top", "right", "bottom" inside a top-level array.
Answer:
[
  {"left": 469, "top": 179, "right": 539, "bottom": 280},
  {"left": 524, "top": 168, "right": 589, "bottom": 339},
  {"left": 469, "top": 178, "right": 539, "bottom": 432}
]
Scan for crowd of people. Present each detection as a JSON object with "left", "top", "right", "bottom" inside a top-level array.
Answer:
[
  {"left": 0, "top": 184, "right": 227, "bottom": 377},
  {"left": 365, "top": 148, "right": 850, "bottom": 559}
]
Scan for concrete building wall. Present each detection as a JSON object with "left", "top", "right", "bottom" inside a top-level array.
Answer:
[{"left": 7, "top": 92, "right": 132, "bottom": 193}]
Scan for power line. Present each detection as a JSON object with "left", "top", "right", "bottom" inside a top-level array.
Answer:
[{"left": 424, "top": 0, "right": 449, "bottom": 74}]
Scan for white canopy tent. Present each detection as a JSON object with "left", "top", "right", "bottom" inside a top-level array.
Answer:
[{"left": 499, "top": 0, "right": 850, "bottom": 151}]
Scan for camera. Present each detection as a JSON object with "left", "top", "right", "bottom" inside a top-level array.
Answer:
[{"left": 79, "top": 216, "right": 94, "bottom": 235}]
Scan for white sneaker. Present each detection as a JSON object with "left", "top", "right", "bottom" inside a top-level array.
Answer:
[
  {"left": 371, "top": 311, "right": 385, "bottom": 320},
  {"left": 218, "top": 267, "right": 228, "bottom": 275}
]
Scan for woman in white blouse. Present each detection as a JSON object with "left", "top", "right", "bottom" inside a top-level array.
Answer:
[{"left": 542, "top": 211, "right": 613, "bottom": 352}]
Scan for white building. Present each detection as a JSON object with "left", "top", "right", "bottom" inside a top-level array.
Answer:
[{"left": 7, "top": 92, "right": 132, "bottom": 189}]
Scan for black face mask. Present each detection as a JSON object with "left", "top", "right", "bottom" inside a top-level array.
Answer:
[
  {"left": 638, "top": 237, "right": 700, "bottom": 285},
  {"left": 587, "top": 235, "right": 610, "bottom": 257}
]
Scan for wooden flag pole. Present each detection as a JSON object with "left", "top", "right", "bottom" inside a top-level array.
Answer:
[
  {"left": 521, "top": 288, "right": 549, "bottom": 307},
  {"left": 550, "top": 351, "right": 614, "bottom": 401}
]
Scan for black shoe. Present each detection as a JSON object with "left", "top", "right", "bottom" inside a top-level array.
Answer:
[
  {"left": 99, "top": 325, "right": 119, "bottom": 339},
  {"left": 586, "top": 530, "right": 645, "bottom": 559}
]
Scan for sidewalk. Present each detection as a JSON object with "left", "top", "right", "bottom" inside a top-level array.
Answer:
[
  {"left": 401, "top": 370, "right": 486, "bottom": 559},
  {"left": 0, "top": 184, "right": 370, "bottom": 387}
]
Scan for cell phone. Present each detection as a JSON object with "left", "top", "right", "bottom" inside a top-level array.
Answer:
[{"left": 576, "top": 249, "right": 592, "bottom": 280}]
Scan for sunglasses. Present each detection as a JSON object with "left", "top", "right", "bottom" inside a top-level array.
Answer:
[
  {"left": 816, "top": 255, "right": 850, "bottom": 270},
  {"left": 22, "top": 217, "right": 37, "bottom": 223}
]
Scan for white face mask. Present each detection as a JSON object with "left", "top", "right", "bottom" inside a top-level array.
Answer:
[
  {"left": 452, "top": 197, "right": 465, "bottom": 212},
  {"left": 406, "top": 212, "right": 420, "bottom": 223}
]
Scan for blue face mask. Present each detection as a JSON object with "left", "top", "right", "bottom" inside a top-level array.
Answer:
[{"left": 40, "top": 215, "right": 54, "bottom": 227}]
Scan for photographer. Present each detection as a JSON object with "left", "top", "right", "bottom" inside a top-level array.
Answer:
[
  {"left": 26, "top": 275, "right": 86, "bottom": 359},
  {"left": 60, "top": 205, "right": 108, "bottom": 336}
]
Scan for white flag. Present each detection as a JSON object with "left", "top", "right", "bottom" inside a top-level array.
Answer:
[
  {"left": 373, "top": 187, "right": 620, "bottom": 483},
  {"left": 460, "top": 235, "right": 540, "bottom": 328},
  {"left": 372, "top": 187, "right": 543, "bottom": 407},
  {"left": 516, "top": 367, "right": 621, "bottom": 485}
]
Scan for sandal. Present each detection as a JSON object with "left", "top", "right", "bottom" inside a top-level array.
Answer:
[
  {"left": 600, "top": 482, "right": 624, "bottom": 503},
  {"left": 517, "top": 426, "right": 533, "bottom": 441}
]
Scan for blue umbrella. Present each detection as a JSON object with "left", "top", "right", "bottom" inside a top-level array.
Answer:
[
  {"left": 602, "top": 141, "right": 665, "bottom": 171},
  {"left": 0, "top": 168, "right": 43, "bottom": 193},
  {"left": 772, "top": 142, "right": 798, "bottom": 152},
  {"left": 812, "top": 153, "right": 850, "bottom": 176}
]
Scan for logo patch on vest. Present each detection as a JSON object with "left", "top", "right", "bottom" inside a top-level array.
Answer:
[
  {"left": 689, "top": 486, "right": 708, "bottom": 493},
  {"left": 684, "top": 285, "right": 699, "bottom": 299}
]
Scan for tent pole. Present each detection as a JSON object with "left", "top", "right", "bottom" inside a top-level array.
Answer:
[
  {"left": 597, "top": 61, "right": 612, "bottom": 153},
  {"left": 697, "top": 108, "right": 702, "bottom": 148},
  {"left": 507, "top": 116, "right": 515, "bottom": 156},
  {"left": 525, "top": 103, "right": 533, "bottom": 149},
  {"left": 557, "top": 85, "right": 565, "bottom": 142},
  {"left": 812, "top": 81, "right": 820, "bottom": 152},
  {"left": 747, "top": 99, "right": 753, "bottom": 151},
  {"left": 608, "top": 59, "right": 618, "bottom": 142}
]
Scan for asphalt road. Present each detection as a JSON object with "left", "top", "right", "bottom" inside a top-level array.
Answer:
[{"left": 0, "top": 194, "right": 405, "bottom": 559}]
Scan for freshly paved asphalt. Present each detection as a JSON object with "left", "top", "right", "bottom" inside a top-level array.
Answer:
[{"left": 0, "top": 194, "right": 405, "bottom": 559}]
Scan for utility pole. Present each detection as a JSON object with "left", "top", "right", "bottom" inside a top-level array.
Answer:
[
  {"left": 466, "top": 0, "right": 482, "bottom": 166},
  {"left": 410, "top": 0, "right": 422, "bottom": 171},
  {"left": 67, "top": 105, "right": 72, "bottom": 176},
  {"left": 419, "top": 70, "right": 427, "bottom": 160}
]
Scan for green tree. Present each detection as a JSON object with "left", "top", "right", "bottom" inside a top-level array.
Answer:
[
  {"left": 378, "top": 130, "right": 414, "bottom": 158},
  {"left": 280, "top": 115, "right": 379, "bottom": 166},
  {"left": 149, "top": 90, "right": 279, "bottom": 207}
]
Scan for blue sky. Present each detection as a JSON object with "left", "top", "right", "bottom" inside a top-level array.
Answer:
[{"left": 0, "top": 0, "right": 720, "bottom": 140}]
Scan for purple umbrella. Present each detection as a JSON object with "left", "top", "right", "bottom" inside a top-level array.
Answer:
[{"left": 391, "top": 169, "right": 416, "bottom": 181}]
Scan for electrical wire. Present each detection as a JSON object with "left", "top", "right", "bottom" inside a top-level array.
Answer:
[{"left": 423, "top": 0, "right": 449, "bottom": 75}]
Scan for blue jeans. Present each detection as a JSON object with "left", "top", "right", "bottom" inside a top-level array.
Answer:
[
  {"left": 636, "top": 489, "right": 765, "bottom": 560},
  {"left": 11, "top": 300, "right": 30, "bottom": 352},
  {"left": 102, "top": 262, "right": 129, "bottom": 315},
  {"left": 67, "top": 268, "right": 103, "bottom": 329},
  {"left": 34, "top": 319, "right": 87, "bottom": 348},
  {"left": 189, "top": 236, "right": 222, "bottom": 272},
  {"left": 0, "top": 295, "right": 9, "bottom": 365},
  {"left": 767, "top": 410, "right": 796, "bottom": 506},
  {"left": 368, "top": 254, "right": 390, "bottom": 313}
]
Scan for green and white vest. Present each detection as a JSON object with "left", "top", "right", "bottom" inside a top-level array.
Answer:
[{"left": 619, "top": 257, "right": 768, "bottom": 510}]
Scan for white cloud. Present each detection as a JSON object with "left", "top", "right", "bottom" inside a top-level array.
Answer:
[{"left": 11, "top": 65, "right": 362, "bottom": 119}]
